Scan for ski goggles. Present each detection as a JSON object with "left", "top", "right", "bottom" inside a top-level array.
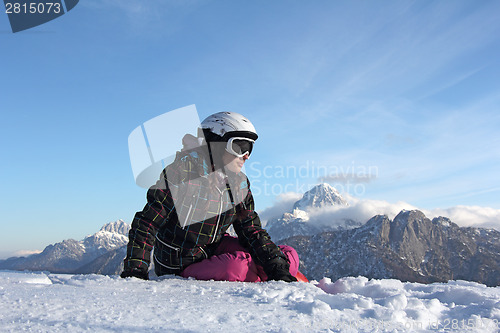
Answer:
[{"left": 225, "top": 137, "right": 254, "bottom": 157}]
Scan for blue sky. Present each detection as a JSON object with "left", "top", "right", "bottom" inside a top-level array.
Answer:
[{"left": 1, "top": 0, "right": 500, "bottom": 258}]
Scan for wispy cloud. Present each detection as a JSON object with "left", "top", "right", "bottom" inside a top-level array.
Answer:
[
  {"left": 81, "top": 0, "right": 202, "bottom": 35},
  {"left": 13, "top": 249, "right": 42, "bottom": 258},
  {"left": 279, "top": 1, "right": 500, "bottom": 110},
  {"left": 83, "top": 0, "right": 150, "bottom": 16}
]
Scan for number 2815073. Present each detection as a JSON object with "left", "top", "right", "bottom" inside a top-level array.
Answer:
[{"left": 5, "top": 2, "right": 62, "bottom": 14}]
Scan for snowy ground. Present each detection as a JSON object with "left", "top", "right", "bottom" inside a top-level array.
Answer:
[{"left": 1, "top": 271, "right": 499, "bottom": 332}]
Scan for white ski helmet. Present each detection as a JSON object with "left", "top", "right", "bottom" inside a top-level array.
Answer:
[{"left": 200, "top": 112, "right": 258, "bottom": 141}]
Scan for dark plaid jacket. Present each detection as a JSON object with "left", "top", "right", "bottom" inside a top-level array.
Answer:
[{"left": 123, "top": 148, "right": 289, "bottom": 277}]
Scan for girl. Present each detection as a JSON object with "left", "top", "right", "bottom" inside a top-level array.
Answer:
[{"left": 121, "top": 112, "right": 299, "bottom": 282}]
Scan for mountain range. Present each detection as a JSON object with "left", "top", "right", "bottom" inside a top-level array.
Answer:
[
  {"left": 1, "top": 184, "right": 499, "bottom": 286},
  {"left": 284, "top": 210, "right": 500, "bottom": 286},
  {"left": 268, "top": 184, "right": 500, "bottom": 286},
  {"left": 0, "top": 220, "right": 129, "bottom": 274}
]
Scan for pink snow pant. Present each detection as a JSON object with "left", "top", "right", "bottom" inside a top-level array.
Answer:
[{"left": 180, "top": 235, "right": 299, "bottom": 282}]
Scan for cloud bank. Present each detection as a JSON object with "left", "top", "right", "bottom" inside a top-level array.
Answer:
[
  {"left": 258, "top": 192, "right": 303, "bottom": 226},
  {"left": 423, "top": 206, "right": 500, "bottom": 230},
  {"left": 259, "top": 191, "right": 500, "bottom": 231},
  {"left": 306, "top": 195, "right": 419, "bottom": 229}
]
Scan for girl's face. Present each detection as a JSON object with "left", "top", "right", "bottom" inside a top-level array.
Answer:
[{"left": 222, "top": 151, "right": 249, "bottom": 174}]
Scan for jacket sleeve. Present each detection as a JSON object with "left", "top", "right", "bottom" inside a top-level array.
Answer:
[
  {"left": 122, "top": 178, "right": 176, "bottom": 274},
  {"left": 233, "top": 187, "right": 290, "bottom": 272},
  {"left": 123, "top": 151, "right": 195, "bottom": 274}
]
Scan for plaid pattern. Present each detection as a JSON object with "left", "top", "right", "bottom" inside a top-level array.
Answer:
[{"left": 123, "top": 149, "right": 288, "bottom": 276}]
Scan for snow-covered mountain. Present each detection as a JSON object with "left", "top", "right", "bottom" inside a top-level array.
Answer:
[
  {"left": 82, "top": 220, "right": 129, "bottom": 252},
  {"left": 293, "top": 182, "right": 349, "bottom": 210},
  {"left": 266, "top": 183, "right": 359, "bottom": 241},
  {"left": 0, "top": 220, "right": 130, "bottom": 273}
]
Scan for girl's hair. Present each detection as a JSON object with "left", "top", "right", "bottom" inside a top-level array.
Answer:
[{"left": 207, "top": 141, "right": 226, "bottom": 171}]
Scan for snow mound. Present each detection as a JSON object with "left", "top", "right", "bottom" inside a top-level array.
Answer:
[
  {"left": 0, "top": 271, "right": 52, "bottom": 285},
  {"left": 1, "top": 271, "right": 499, "bottom": 332}
]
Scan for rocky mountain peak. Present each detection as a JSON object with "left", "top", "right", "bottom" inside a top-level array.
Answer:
[
  {"left": 99, "top": 219, "right": 130, "bottom": 236},
  {"left": 293, "top": 183, "right": 349, "bottom": 210},
  {"left": 432, "top": 216, "right": 457, "bottom": 228},
  {"left": 393, "top": 209, "right": 427, "bottom": 224},
  {"left": 267, "top": 184, "right": 358, "bottom": 241},
  {"left": 83, "top": 221, "right": 130, "bottom": 252}
]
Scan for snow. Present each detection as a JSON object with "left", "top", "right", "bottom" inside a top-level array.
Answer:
[{"left": 1, "top": 271, "right": 499, "bottom": 332}]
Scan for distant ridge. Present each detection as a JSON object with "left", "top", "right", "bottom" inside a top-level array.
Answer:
[{"left": 0, "top": 220, "right": 129, "bottom": 274}]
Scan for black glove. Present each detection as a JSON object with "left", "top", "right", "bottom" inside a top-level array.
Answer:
[
  {"left": 120, "top": 268, "right": 149, "bottom": 280},
  {"left": 265, "top": 261, "right": 297, "bottom": 283}
]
